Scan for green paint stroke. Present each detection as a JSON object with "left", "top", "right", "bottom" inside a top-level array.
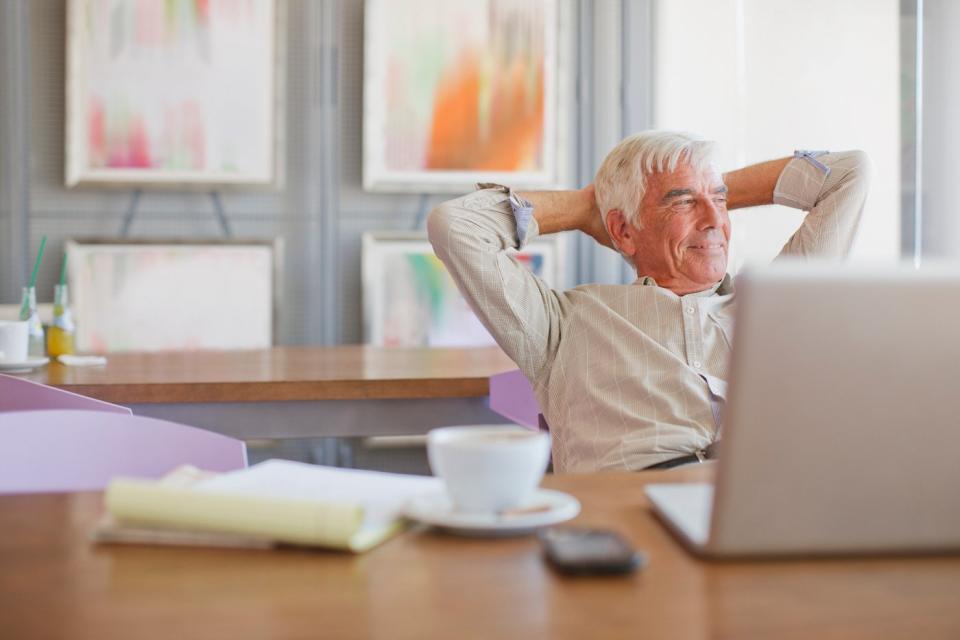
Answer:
[{"left": 408, "top": 254, "right": 447, "bottom": 318}]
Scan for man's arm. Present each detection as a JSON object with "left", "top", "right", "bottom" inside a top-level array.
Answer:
[
  {"left": 722, "top": 151, "right": 871, "bottom": 259},
  {"left": 427, "top": 188, "right": 567, "bottom": 381},
  {"left": 772, "top": 150, "right": 872, "bottom": 259},
  {"left": 516, "top": 186, "right": 614, "bottom": 249},
  {"left": 523, "top": 157, "right": 795, "bottom": 241},
  {"left": 723, "top": 157, "right": 792, "bottom": 210},
  {"left": 523, "top": 157, "right": 796, "bottom": 249}
]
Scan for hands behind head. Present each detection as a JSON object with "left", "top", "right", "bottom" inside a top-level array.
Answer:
[{"left": 579, "top": 184, "right": 616, "bottom": 250}]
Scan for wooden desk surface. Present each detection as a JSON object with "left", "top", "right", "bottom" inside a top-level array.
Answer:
[
  {"left": 2, "top": 466, "right": 958, "bottom": 640},
  {"left": 23, "top": 346, "right": 517, "bottom": 404}
]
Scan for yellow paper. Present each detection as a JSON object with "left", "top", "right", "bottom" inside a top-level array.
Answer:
[{"left": 103, "top": 460, "right": 442, "bottom": 552}]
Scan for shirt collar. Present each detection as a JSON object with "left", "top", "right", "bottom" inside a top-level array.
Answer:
[{"left": 633, "top": 273, "right": 734, "bottom": 296}]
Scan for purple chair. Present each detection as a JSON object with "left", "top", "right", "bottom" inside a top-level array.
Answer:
[
  {"left": 489, "top": 369, "right": 548, "bottom": 432},
  {"left": 0, "top": 410, "right": 247, "bottom": 494},
  {"left": 0, "top": 373, "right": 131, "bottom": 414}
]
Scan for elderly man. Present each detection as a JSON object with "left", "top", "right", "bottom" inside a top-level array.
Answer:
[{"left": 428, "top": 131, "right": 870, "bottom": 472}]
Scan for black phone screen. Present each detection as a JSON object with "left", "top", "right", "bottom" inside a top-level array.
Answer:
[{"left": 540, "top": 527, "right": 646, "bottom": 575}]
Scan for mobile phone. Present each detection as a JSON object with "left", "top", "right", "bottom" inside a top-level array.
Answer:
[{"left": 539, "top": 527, "right": 646, "bottom": 576}]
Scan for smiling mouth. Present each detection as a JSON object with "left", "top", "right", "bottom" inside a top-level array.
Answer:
[{"left": 688, "top": 244, "right": 725, "bottom": 250}]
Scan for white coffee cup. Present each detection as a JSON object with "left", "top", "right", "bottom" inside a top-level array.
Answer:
[
  {"left": 427, "top": 425, "right": 551, "bottom": 514},
  {"left": 0, "top": 320, "right": 28, "bottom": 363}
]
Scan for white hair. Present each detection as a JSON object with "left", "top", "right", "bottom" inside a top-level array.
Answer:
[{"left": 594, "top": 130, "right": 719, "bottom": 236}]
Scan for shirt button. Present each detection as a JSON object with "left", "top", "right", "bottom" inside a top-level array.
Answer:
[
  {"left": 693, "top": 361, "right": 702, "bottom": 368},
  {"left": 685, "top": 306, "right": 695, "bottom": 314}
]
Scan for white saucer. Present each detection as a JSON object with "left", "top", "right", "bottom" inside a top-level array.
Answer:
[
  {"left": 0, "top": 357, "right": 49, "bottom": 373},
  {"left": 405, "top": 489, "right": 580, "bottom": 537}
]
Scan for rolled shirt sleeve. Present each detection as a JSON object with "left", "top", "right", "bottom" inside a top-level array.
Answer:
[
  {"left": 427, "top": 186, "right": 563, "bottom": 380},
  {"left": 774, "top": 149, "right": 872, "bottom": 260},
  {"left": 473, "top": 182, "right": 539, "bottom": 247}
]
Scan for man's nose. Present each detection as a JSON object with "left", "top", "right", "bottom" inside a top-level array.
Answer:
[{"left": 698, "top": 198, "right": 725, "bottom": 229}]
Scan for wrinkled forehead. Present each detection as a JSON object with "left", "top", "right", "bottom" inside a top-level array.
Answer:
[{"left": 645, "top": 162, "right": 724, "bottom": 199}]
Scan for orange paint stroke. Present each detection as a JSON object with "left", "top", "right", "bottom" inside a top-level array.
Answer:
[{"left": 426, "top": 51, "right": 544, "bottom": 171}]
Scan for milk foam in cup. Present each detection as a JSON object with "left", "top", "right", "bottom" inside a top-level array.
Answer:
[{"left": 427, "top": 425, "right": 551, "bottom": 514}]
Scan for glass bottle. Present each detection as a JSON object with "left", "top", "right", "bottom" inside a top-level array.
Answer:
[
  {"left": 47, "top": 284, "right": 76, "bottom": 357},
  {"left": 19, "top": 286, "right": 45, "bottom": 358}
]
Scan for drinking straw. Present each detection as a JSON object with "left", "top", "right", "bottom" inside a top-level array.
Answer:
[
  {"left": 20, "top": 235, "right": 46, "bottom": 318},
  {"left": 58, "top": 251, "right": 68, "bottom": 286},
  {"left": 28, "top": 235, "right": 46, "bottom": 289}
]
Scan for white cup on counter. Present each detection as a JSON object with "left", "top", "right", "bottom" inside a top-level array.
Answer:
[
  {"left": 427, "top": 425, "right": 551, "bottom": 514},
  {"left": 0, "top": 320, "right": 29, "bottom": 363}
]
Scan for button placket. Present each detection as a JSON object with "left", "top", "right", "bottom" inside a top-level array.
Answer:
[{"left": 681, "top": 296, "right": 703, "bottom": 371}]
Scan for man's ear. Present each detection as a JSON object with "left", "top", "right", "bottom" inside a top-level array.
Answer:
[{"left": 605, "top": 209, "right": 638, "bottom": 256}]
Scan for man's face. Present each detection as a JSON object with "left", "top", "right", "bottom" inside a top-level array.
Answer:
[{"left": 630, "top": 162, "right": 730, "bottom": 294}]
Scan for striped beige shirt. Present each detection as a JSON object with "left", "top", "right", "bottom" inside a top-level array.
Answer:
[{"left": 428, "top": 151, "right": 871, "bottom": 472}]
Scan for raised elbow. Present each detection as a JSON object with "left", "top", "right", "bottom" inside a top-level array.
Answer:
[
  {"left": 839, "top": 149, "right": 873, "bottom": 188},
  {"left": 426, "top": 202, "right": 456, "bottom": 252}
]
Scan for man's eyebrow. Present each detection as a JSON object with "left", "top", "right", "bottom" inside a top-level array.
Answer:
[
  {"left": 661, "top": 188, "right": 693, "bottom": 202},
  {"left": 660, "top": 185, "right": 728, "bottom": 203}
]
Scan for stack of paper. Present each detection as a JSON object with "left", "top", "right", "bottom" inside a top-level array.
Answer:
[{"left": 95, "top": 460, "right": 443, "bottom": 552}]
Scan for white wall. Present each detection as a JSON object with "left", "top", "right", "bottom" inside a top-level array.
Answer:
[{"left": 654, "top": 0, "right": 900, "bottom": 270}]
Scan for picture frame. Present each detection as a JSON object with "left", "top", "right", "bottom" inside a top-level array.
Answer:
[
  {"left": 65, "top": 238, "right": 282, "bottom": 353},
  {"left": 65, "top": 0, "right": 281, "bottom": 188},
  {"left": 362, "top": 0, "right": 572, "bottom": 193},
  {"left": 362, "top": 231, "right": 565, "bottom": 347}
]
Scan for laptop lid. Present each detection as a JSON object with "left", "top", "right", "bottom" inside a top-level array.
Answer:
[{"left": 706, "top": 262, "right": 960, "bottom": 556}]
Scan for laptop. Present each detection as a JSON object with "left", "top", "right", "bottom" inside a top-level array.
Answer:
[{"left": 645, "top": 262, "right": 960, "bottom": 557}]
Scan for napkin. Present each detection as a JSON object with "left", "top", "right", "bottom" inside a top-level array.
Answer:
[{"left": 57, "top": 354, "right": 108, "bottom": 366}]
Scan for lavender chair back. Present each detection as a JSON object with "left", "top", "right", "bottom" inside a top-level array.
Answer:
[
  {"left": 489, "top": 369, "right": 548, "bottom": 431},
  {"left": 0, "top": 374, "right": 131, "bottom": 414},
  {"left": 0, "top": 410, "right": 247, "bottom": 494}
]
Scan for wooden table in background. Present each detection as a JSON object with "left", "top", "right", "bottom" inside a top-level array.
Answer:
[
  {"left": 2, "top": 465, "right": 958, "bottom": 640},
  {"left": 24, "top": 346, "right": 518, "bottom": 439}
]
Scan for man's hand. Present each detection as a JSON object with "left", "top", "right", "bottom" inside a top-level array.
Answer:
[
  {"left": 518, "top": 185, "right": 614, "bottom": 249},
  {"left": 578, "top": 185, "right": 615, "bottom": 249}
]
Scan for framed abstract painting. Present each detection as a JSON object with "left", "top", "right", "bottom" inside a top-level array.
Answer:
[
  {"left": 66, "top": 239, "right": 280, "bottom": 353},
  {"left": 362, "top": 232, "right": 565, "bottom": 348},
  {"left": 65, "top": 0, "right": 280, "bottom": 187},
  {"left": 362, "top": 0, "right": 571, "bottom": 192}
]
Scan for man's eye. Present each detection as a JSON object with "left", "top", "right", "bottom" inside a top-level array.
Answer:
[
  {"left": 714, "top": 196, "right": 728, "bottom": 206},
  {"left": 672, "top": 199, "right": 696, "bottom": 209}
]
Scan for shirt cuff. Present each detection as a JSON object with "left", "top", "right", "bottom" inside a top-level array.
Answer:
[
  {"left": 476, "top": 183, "right": 535, "bottom": 246},
  {"left": 773, "top": 150, "right": 832, "bottom": 211}
]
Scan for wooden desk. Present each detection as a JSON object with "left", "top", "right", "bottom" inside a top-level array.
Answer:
[
  {"left": 28, "top": 346, "right": 516, "bottom": 403},
  {"left": 24, "top": 347, "right": 518, "bottom": 439},
  {"left": 2, "top": 467, "right": 958, "bottom": 640}
]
